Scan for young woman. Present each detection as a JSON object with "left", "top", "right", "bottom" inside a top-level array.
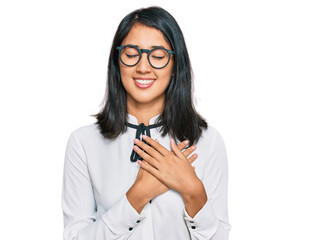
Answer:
[{"left": 62, "top": 6, "right": 230, "bottom": 240}]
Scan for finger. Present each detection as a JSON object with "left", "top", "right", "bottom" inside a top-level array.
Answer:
[
  {"left": 134, "top": 138, "right": 163, "bottom": 161},
  {"left": 137, "top": 160, "right": 161, "bottom": 180},
  {"left": 133, "top": 145, "right": 160, "bottom": 169},
  {"left": 177, "top": 140, "right": 189, "bottom": 151},
  {"left": 187, "top": 153, "right": 198, "bottom": 164},
  {"left": 142, "top": 135, "right": 169, "bottom": 156},
  {"left": 170, "top": 138, "right": 186, "bottom": 159},
  {"left": 182, "top": 145, "right": 197, "bottom": 158}
]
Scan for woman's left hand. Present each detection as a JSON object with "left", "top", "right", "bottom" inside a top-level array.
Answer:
[{"left": 133, "top": 135, "right": 207, "bottom": 211}]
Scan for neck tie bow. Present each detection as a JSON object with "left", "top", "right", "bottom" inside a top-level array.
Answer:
[{"left": 126, "top": 122, "right": 162, "bottom": 162}]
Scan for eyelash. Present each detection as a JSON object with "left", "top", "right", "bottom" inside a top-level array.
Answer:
[
  {"left": 126, "top": 54, "right": 139, "bottom": 58},
  {"left": 152, "top": 56, "right": 165, "bottom": 60}
]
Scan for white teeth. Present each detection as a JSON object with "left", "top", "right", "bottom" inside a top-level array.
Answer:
[{"left": 135, "top": 79, "right": 154, "bottom": 84}]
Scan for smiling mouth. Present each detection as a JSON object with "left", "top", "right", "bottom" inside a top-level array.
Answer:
[
  {"left": 135, "top": 79, "right": 154, "bottom": 84},
  {"left": 134, "top": 78, "right": 156, "bottom": 89}
]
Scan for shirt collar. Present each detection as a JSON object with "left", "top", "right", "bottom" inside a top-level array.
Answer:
[{"left": 127, "top": 113, "right": 161, "bottom": 125}]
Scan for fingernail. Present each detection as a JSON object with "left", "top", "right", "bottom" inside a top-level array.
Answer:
[
  {"left": 184, "top": 140, "right": 189, "bottom": 145},
  {"left": 137, "top": 160, "right": 142, "bottom": 165},
  {"left": 133, "top": 146, "right": 139, "bottom": 151},
  {"left": 134, "top": 139, "right": 139, "bottom": 144},
  {"left": 155, "top": 139, "right": 159, "bottom": 142},
  {"left": 194, "top": 153, "right": 198, "bottom": 158},
  {"left": 142, "top": 135, "right": 147, "bottom": 140},
  {"left": 192, "top": 145, "right": 196, "bottom": 150}
]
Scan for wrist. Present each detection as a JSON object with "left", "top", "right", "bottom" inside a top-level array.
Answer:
[
  {"left": 182, "top": 179, "right": 206, "bottom": 202},
  {"left": 181, "top": 180, "right": 207, "bottom": 218},
  {"left": 126, "top": 182, "right": 151, "bottom": 214}
]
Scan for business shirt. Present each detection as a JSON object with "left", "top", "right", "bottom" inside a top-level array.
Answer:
[{"left": 62, "top": 114, "right": 231, "bottom": 239}]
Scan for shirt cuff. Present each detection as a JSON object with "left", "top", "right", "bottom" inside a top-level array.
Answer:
[
  {"left": 183, "top": 200, "right": 219, "bottom": 233},
  {"left": 101, "top": 195, "right": 146, "bottom": 234}
]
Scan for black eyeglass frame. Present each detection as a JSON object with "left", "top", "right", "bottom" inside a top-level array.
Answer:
[{"left": 116, "top": 44, "right": 175, "bottom": 69}]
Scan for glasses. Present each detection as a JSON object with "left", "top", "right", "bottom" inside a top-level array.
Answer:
[{"left": 116, "top": 44, "right": 175, "bottom": 69}]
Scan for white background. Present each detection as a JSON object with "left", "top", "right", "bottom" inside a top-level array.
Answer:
[{"left": 0, "top": 0, "right": 321, "bottom": 239}]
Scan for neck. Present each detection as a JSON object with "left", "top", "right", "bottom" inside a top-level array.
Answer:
[{"left": 127, "top": 96, "right": 164, "bottom": 125}]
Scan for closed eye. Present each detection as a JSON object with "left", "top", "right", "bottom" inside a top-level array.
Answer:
[
  {"left": 126, "top": 54, "right": 139, "bottom": 58},
  {"left": 152, "top": 55, "right": 165, "bottom": 60}
]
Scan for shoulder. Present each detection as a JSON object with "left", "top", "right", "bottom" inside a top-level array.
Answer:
[
  {"left": 197, "top": 126, "right": 228, "bottom": 174},
  {"left": 68, "top": 123, "right": 104, "bottom": 145},
  {"left": 197, "top": 125, "right": 228, "bottom": 161},
  {"left": 200, "top": 125, "right": 226, "bottom": 148}
]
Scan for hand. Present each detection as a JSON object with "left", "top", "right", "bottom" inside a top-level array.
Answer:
[
  {"left": 126, "top": 139, "right": 198, "bottom": 213},
  {"left": 133, "top": 136, "right": 200, "bottom": 197},
  {"left": 134, "top": 136, "right": 207, "bottom": 217},
  {"left": 134, "top": 138, "right": 198, "bottom": 197}
]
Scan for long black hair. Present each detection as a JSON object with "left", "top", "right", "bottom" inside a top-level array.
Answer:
[{"left": 92, "top": 6, "right": 207, "bottom": 145}]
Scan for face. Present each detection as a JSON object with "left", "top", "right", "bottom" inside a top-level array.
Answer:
[{"left": 119, "top": 24, "right": 174, "bottom": 107}]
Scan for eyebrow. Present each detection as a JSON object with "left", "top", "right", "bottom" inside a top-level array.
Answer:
[
  {"left": 151, "top": 45, "right": 165, "bottom": 48},
  {"left": 127, "top": 44, "right": 166, "bottom": 49}
]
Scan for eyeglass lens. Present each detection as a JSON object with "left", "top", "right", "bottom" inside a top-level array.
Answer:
[{"left": 119, "top": 46, "right": 170, "bottom": 68}]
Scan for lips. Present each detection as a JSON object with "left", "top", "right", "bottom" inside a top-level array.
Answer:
[{"left": 133, "top": 78, "right": 156, "bottom": 89}]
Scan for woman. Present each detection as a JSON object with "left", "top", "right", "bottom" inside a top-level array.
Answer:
[{"left": 62, "top": 6, "right": 231, "bottom": 240}]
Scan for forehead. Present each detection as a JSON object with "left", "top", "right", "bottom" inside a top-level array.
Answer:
[{"left": 121, "top": 24, "right": 171, "bottom": 49}]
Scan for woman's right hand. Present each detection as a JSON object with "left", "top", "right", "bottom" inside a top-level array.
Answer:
[
  {"left": 136, "top": 139, "right": 198, "bottom": 197},
  {"left": 126, "top": 139, "right": 198, "bottom": 213}
]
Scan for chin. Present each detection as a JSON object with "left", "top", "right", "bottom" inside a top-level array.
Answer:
[
  {"left": 133, "top": 97, "right": 158, "bottom": 104},
  {"left": 127, "top": 93, "right": 165, "bottom": 106}
]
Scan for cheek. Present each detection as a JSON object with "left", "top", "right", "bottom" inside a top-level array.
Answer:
[
  {"left": 119, "top": 66, "right": 133, "bottom": 84},
  {"left": 165, "top": 61, "right": 174, "bottom": 80},
  {"left": 119, "top": 64, "right": 127, "bottom": 77},
  {"left": 159, "top": 69, "right": 173, "bottom": 85}
]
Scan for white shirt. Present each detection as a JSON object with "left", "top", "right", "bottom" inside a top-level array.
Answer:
[{"left": 62, "top": 114, "right": 231, "bottom": 240}]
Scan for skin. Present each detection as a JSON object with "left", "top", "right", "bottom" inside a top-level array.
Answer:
[
  {"left": 122, "top": 23, "right": 207, "bottom": 218},
  {"left": 119, "top": 23, "right": 174, "bottom": 125}
]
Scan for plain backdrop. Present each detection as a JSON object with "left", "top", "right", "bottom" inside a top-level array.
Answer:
[{"left": 0, "top": 0, "right": 321, "bottom": 239}]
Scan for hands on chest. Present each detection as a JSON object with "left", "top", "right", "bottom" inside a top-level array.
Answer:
[{"left": 126, "top": 135, "right": 207, "bottom": 217}]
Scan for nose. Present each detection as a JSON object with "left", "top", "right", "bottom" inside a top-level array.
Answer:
[{"left": 136, "top": 52, "right": 152, "bottom": 73}]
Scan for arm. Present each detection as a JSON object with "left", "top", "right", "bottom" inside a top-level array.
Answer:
[
  {"left": 133, "top": 130, "right": 231, "bottom": 239},
  {"left": 133, "top": 136, "right": 207, "bottom": 217},
  {"left": 126, "top": 139, "right": 199, "bottom": 214},
  {"left": 183, "top": 129, "right": 231, "bottom": 240},
  {"left": 62, "top": 133, "right": 198, "bottom": 239},
  {"left": 62, "top": 133, "right": 144, "bottom": 240}
]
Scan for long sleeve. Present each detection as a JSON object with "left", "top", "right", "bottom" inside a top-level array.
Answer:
[
  {"left": 62, "top": 121, "right": 230, "bottom": 240},
  {"left": 183, "top": 128, "right": 231, "bottom": 239},
  {"left": 61, "top": 133, "right": 145, "bottom": 240}
]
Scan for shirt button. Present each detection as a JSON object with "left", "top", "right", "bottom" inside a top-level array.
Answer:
[
  {"left": 190, "top": 221, "right": 194, "bottom": 223},
  {"left": 191, "top": 226, "right": 196, "bottom": 229},
  {"left": 129, "top": 227, "right": 133, "bottom": 231},
  {"left": 136, "top": 220, "right": 141, "bottom": 223}
]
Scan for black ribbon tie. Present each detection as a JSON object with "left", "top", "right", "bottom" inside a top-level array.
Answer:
[{"left": 126, "top": 122, "right": 162, "bottom": 162}]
